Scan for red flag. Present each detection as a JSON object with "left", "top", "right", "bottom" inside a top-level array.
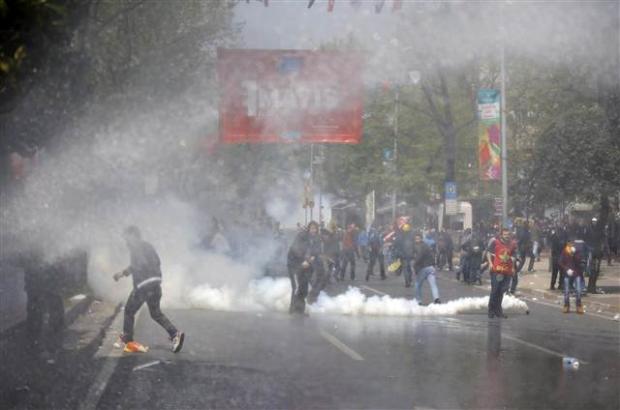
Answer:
[
  {"left": 328, "top": 0, "right": 335, "bottom": 12},
  {"left": 392, "top": 0, "right": 402, "bottom": 11}
]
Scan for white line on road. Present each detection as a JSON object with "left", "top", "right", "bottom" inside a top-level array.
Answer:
[
  {"left": 133, "top": 360, "right": 161, "bottom": 372},
  {"left": 502, "top": 333, "right": 589, "bottom": 365},
  {"left": 319, "top": 330, "right": 364, "bottom": 361},
  {"left": 361, "top": 285, "right": 388, "bottom": 296}
]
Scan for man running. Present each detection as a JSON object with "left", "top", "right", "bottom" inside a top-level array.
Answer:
[{"left": 113, "top": 226, "right": 185, "bottom": 353}]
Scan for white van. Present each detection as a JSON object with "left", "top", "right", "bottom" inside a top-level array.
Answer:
[{"left": 438, "top": 201, "right": 473, "bottom": 232}]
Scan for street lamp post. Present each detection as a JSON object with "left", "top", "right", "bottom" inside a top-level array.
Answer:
[
  {"left": 391, "top": 86, "right": 399, "bottom": 221},
  {"left": 390, "top": 71, "right": 419, "bottom": 221},
  {"left": 500, "top": 5, "right": 509, "bottom": 227}
]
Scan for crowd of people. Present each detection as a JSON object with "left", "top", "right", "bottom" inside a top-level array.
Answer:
[
  {"left": 285, "top": 212, "right": 620, "bottom": 317},
  {"left": 286, "top": 217, "right": 445, "bottom": 314},
  {"left": 13, "top": 211, "right": 619, "bottom": 357}
]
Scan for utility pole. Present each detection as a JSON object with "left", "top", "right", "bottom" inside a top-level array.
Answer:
[
  {"left": 500, "top": 5, "right": 509, "bottom": 227},
  {"left": 310, "top": 143, "right": 314, "bottom": 221},
  {"left": 391, "top": 86, "right": 399, "bottom": 221},
  {"left": 318, "top": 145, "right": 323, "bottom": 226}
]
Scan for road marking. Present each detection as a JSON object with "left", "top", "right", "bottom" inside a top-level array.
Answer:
[
  {"left": 319, "top": 330, "right": 364, "bottom": 361},
  {"left": 133, "top": 360, "right": 161, "bottom": 372},
  {"left": 361, "top": 285, "right": 388, "bottom": 296},
  {"left": 502, "top": 333, "right": 589, "bottom": 365},
  {"left": 442, "top": 317, "right": 591, "bottom": 365}
]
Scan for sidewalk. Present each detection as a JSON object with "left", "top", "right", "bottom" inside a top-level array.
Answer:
[
  {"left": 515, "top": 253, "right": 620, "bottom": 316},
  {"left": 0, "top": 296, "right": 120, "bottom": 408}
]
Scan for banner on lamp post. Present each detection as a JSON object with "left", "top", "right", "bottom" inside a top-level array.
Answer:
[{"left": 477, "top": 89, "right": 501, "bottom": 181}]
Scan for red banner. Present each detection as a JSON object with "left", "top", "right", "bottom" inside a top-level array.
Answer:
[{"left": 217, "top": 49, "right": 364, "bottom": 144}]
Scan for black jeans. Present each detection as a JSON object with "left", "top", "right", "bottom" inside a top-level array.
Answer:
[
  {"left": 367, "top": 250, "right": 385, "bottom": 278},
  {"left": 289, "top": 264, "right": 311, "bottom": 314},
  {"left": 509, "top": 270, "right": 519, "bottom": 293},
  {"left": 403, "top": 257, "right": 413, "bottom": 286},
  {"left": 123, "top": 284, "right": 177, "bottom": 342},
  {"left": 308, "top": 260, "right": 327, "bottom": 304},
  {"left": 488, "top": 272, "right": 511, "bottom": 316},
  {"left": 340, "top": 249, "right": 356, "bottom": 280},
  {"left": 550, "top": 255, "right": 561, "bottom": 288}
]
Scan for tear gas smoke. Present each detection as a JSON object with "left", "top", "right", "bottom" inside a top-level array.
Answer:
[
  {"left": 2, "top": 1, "right": 609, "bottom": 316},
  {"left": 188, "top": 277, "right": 529, "bottom": 317}
]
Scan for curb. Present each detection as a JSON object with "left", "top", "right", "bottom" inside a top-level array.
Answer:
[
  {"left": 517, "top": 287, "right": 620, "bottom": 314},
  {"left": 0, "top": 294, "right": 94, "bottom": 340}
]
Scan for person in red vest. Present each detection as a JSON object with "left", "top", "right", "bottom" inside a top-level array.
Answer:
[{"left": 486, "top": 227, "right": 517, "bottom": 318}]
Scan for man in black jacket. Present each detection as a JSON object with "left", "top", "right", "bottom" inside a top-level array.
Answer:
[
  {"left": 287, "top": 221, "right": 323, "bottom": 313},
  {"left": 549, "top": 225, "right": 567, "bottom": 290},
  {"left": 393, "top": 223, "right": 415, "bottom": 287},
  {"left": 113, "top": 226, "right": 184, "bottom": 353},
  {"left": 413, "top": 232, "right": 441, "bottom": 304}
]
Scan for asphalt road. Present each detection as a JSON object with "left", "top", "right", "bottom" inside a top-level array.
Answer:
[{"left": 91, "top": 269, "right": 620, "bottom": 410}]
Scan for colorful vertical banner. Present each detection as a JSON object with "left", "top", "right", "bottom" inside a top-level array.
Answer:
[{"left": 477, "top": 89, "right": 501, "bottom": 180}]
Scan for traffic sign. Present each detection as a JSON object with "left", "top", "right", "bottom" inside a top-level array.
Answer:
[{"left": 445, "top": 182, "right": 457, "bottom": 200}]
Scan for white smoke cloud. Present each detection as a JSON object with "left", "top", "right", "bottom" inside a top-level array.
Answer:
[{"left": 186, "top": 276, "right": 530, "bottom": 317}]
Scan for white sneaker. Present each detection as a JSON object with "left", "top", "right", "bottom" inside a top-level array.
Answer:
[
  {"left": 113, "top": 336, "right": 125, "bottom": 349},
  {"left": 171, "top": 331, "right": 185, "bottom": 353}
]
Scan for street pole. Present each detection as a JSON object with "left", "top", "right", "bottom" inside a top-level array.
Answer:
[
  {"left": 391, "top": 86, "right": 399, "bottom": 221},
  {"left": 310, "top": 143, "right": 314, "bottom": 222},
  {"left": 500, "top": 5, "right": 509, "bottom": 227},
  {"left": 318, "top": 145, "right": 323, "bottom": 226}
]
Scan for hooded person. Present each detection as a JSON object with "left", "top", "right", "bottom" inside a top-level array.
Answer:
[
  {"left": 366, "top": 225, "right": 386, "bottom": 280},
  {"left": 585, "top": 217, "right": 604, "bottom": 293},
  {"left": 413, "top": 232, "right": 441, "bottom": 304},
  {"left": 113, "top": 226, "right": 184, "bottom": 353},
  {"left": 559, "top": 240, "right": 587, "bottom": 314},
  {"left": 287, "top": 221, "right": 322, "bottom": 314},
  {"left": 393, "top": 222, "right": 415, "bottom": 287}
]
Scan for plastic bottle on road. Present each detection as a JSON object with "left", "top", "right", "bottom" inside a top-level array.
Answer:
[{"left": 562, "top": 357, "right": 580, "bottom": 369}]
